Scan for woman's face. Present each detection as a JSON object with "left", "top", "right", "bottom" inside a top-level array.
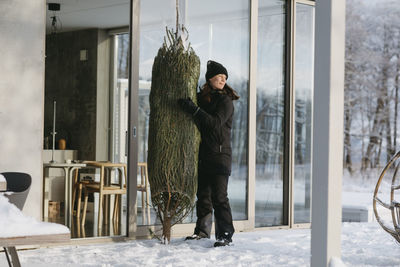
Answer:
[{"left": 209, "top": 74, "right": 227, "bottom": 90}]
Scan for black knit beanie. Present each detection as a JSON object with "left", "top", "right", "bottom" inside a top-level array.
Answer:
[{"left": 205, "top": 60, "right": 228, "bottom": 81}]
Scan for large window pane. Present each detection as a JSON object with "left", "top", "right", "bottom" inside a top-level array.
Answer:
[
  {"left": 138, "top": 0, "right": 249, "bottom": 225},
  {"left": 255, "top": 1, "right": 286, "bottom": 227},
  {"left": 187, "top": 0, "right": 249, "bottom": 221},
  {"left": 137, "top": 0, "right": 176, "bottom": 226},
  {"left": 293, "top": 3, "right": 314, "bottom": 224}
]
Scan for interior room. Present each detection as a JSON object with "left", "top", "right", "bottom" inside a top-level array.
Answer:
[{"left": 43, "top": 0, "right": 132, "bottom": 239}]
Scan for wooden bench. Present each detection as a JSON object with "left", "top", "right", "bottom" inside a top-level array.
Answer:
[
  {"left": 1, "top": 173, "right": 70, "bottom": 267},
  {"left": 1, "top": 233, "right": 70, "bottom": 267}
]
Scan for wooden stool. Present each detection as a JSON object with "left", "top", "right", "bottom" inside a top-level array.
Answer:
[
  {"left": 138, "top": 162, "right": 151, "bottom": 224},
  {"left": 71, "top": 169, "right": 91, "bottom": 218},
  {"left": 80, "top": 162, "right": 127, "bottom": 230}
]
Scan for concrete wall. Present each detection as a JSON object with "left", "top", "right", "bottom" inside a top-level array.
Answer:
[
  {"left": 0, "top": 0, "right": 45, "bottom": 219},
  {"left": 96, "top": 30, "right": 111, "bottom": 161}
]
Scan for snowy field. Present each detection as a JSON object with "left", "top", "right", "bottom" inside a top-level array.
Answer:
[{"left": 1, "top": 171, "right": 399, "bottom": 267}]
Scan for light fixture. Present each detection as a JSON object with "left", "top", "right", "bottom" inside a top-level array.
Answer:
[{"left": 48, "top": 3, "right": 62, "bottom": 34}]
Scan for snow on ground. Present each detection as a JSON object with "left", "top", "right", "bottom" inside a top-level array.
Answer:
[
  {"left": 12, "top": 222, "right": 400, "bottom": 267},
  {"left": 0, "top": 194, "right": 69, "bottom": 238},
  {"left": 2, "top": 172, "right": 400, "bottom": 266}
]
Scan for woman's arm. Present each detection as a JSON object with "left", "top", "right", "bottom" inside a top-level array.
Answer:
[
  {"left": 194, "top": 95, "right": 233, "bottom": 131},
  {"left": 178, "top": 95, "right": 233, "bottom": 131}
]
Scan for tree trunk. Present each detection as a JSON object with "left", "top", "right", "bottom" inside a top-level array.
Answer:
[
  {"left": 344, "top": 106, "right": 353, "bottom": 174},
  {"left": 362, "top": 26, "right": 390, "bottom": 171},
  {"left": 362, "top": 97, "right": 385, "bottom": 170},
  {"left": 162, "top": 213, "right": 172, "bottom": 244},
  {"left": 376, "top": 132, "right": 383, "bottom": 168},
  {"left": 385, "top": 96, "right": 394, "bottom": 162},
  {"left": 394, "top": 53, "right": 399, "bottom": 154}
]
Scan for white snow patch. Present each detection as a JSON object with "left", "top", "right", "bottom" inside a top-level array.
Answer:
[
  {"left": 0, "top": 194, "right": 69, "bottom": 238},
  {"left": 330, "top": 257, "right": 347, "bottom": 267}
]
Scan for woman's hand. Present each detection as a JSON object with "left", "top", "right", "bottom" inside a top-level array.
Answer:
[{"left": 178, "top": 98, "right": 200, "bottom": 115}]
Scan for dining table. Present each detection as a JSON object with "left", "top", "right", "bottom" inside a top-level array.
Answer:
[{"left": 43, "top": 162, "right": 86, "bottom": 227}]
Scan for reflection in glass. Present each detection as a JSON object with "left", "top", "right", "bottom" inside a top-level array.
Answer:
[
  {"left": 187, "top": 0, "right": 250, "bottom": 221},
  {"left": 294, "top": 3, "right": 314, "bottom": 224},
  {"left": 137, "top": 0, "right": 249, "bottom": 225},
  {"left": 137, "top": 0, "right": 176, "bottom": 225},
  {"left": 113, "top": 34, "right": 129, "bottom": 165},
  {"left": 112, "top": 33, "right": 153, "bottom": 226},
  {"left": 110, "top": 33, "right": 130, "bottom": 232},
  {"left": 255, "top": 1, "right": 286, "bottom": 227}
]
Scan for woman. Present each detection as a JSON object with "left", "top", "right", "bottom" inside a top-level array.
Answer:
[{"left": 178, "top": 60, "right": 239, "bottom": 247}]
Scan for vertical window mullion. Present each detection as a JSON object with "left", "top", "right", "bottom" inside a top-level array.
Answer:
[{"left": 248, "top": 0, "right": 258, "bottom": 231}]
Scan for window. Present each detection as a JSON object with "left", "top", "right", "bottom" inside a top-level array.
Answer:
[
  {"left": 255, "top": 0, "right": 286, "bottom": 227},
  {"left": 293, "top": 3, "right": 314, "bottom": 224}
]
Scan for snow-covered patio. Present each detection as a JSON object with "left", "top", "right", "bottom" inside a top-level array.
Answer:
[
  {"left": 10, "top": 222, "right": 399, "bottom": 267},
  {"left": 2, "top": 174, "right": 398, "bottom": 267}
]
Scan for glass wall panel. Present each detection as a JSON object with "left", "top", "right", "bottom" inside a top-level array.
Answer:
[
  {"left": 186, "top": 0, "right": 250, "bottom": 221},
  {"left": 255, "top": 1, "right": 286, "bottom": 227},
  {"left": 44, "top": 1, "right": 129, "bottom": 238},
  {"left": 110, "top": 33, "right": 129, "bottom": 233},
  {"left": 112, "top": 34, "right": 129, "bottom": 165},
  {"left": 137, "top": 0, "right": 176, "bottom": 225},
  {"left": 293, "top": 3, "right": 314, "bottom": 224},
  {"left": 138, "top": 0, "right": 249, "bottom": 225}
]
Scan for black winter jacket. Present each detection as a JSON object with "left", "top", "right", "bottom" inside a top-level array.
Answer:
[{"left": 194, "top": 89, "right": 234, "bottom": 175}]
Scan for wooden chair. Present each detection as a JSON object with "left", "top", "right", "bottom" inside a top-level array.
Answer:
[
  {"left": 80, "top": 162, "right": 127, "bottom": 230},
  {"left": 137, "top": 162, "right": 151, "bottom": 224},
  {"left": 71, "top": 164, "right": 99, "bottom": 218},
  {"left": 71, "top": 169, "right": 91, "bottom": 218}
]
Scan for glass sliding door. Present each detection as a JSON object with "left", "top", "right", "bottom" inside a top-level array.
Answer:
[
  {"left": 293, "top": 3, "right": 314, "bottom": 224},
  {"left": 186, "top": 0, "right": 250, "bottom": 221},
  {"left": 137, "top": 0, "right": 176, "bottom": 226},
  {"left": 255, "top": 0, "right": 286, "bottom": 227},
  {"left": 111, "top": 33, "right": 129, "bottom": 165},
  {"left": 44, "top": 0, "right": 130, "bottom": 238},
  {"left": 110, "top": 33, "right": 129, "bottom": 235},
  {"left": 137, "top": 0, "right": 249, "bottom": 226}
]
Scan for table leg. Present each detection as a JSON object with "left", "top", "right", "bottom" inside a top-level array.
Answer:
[
  {"left": 63, "top": 167, "right": 70, "bottom": 226},
  {"left": 98, "top": 166, "right": 105, "bottom": 231},
  {"left": 43, "top": 167, "right": 50, "bottom": 221},
  {"left": 67, "top": 167, "right": 80, "bottom": 228},
  {"left": 145, "top": 165, "right": 151, "bottom": 225}
]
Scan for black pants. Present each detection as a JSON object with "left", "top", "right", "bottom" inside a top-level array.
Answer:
[{"left": 194, "top": 170, "right": 235, "bottom": 240}]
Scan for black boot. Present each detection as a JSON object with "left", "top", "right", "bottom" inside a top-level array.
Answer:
[
  {"left": 185, "top": 232, "right": 208, "bottom": 240},
  {"left": 213, "top": 238, "right": 232, "bottom": 247},
  {"left": 213, "top": 232, "right": 232, "bottom": 247}
]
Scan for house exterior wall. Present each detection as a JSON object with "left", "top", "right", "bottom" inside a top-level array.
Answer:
[{"left": 0, "top": 0, "right": 45, "bottom": 219}]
